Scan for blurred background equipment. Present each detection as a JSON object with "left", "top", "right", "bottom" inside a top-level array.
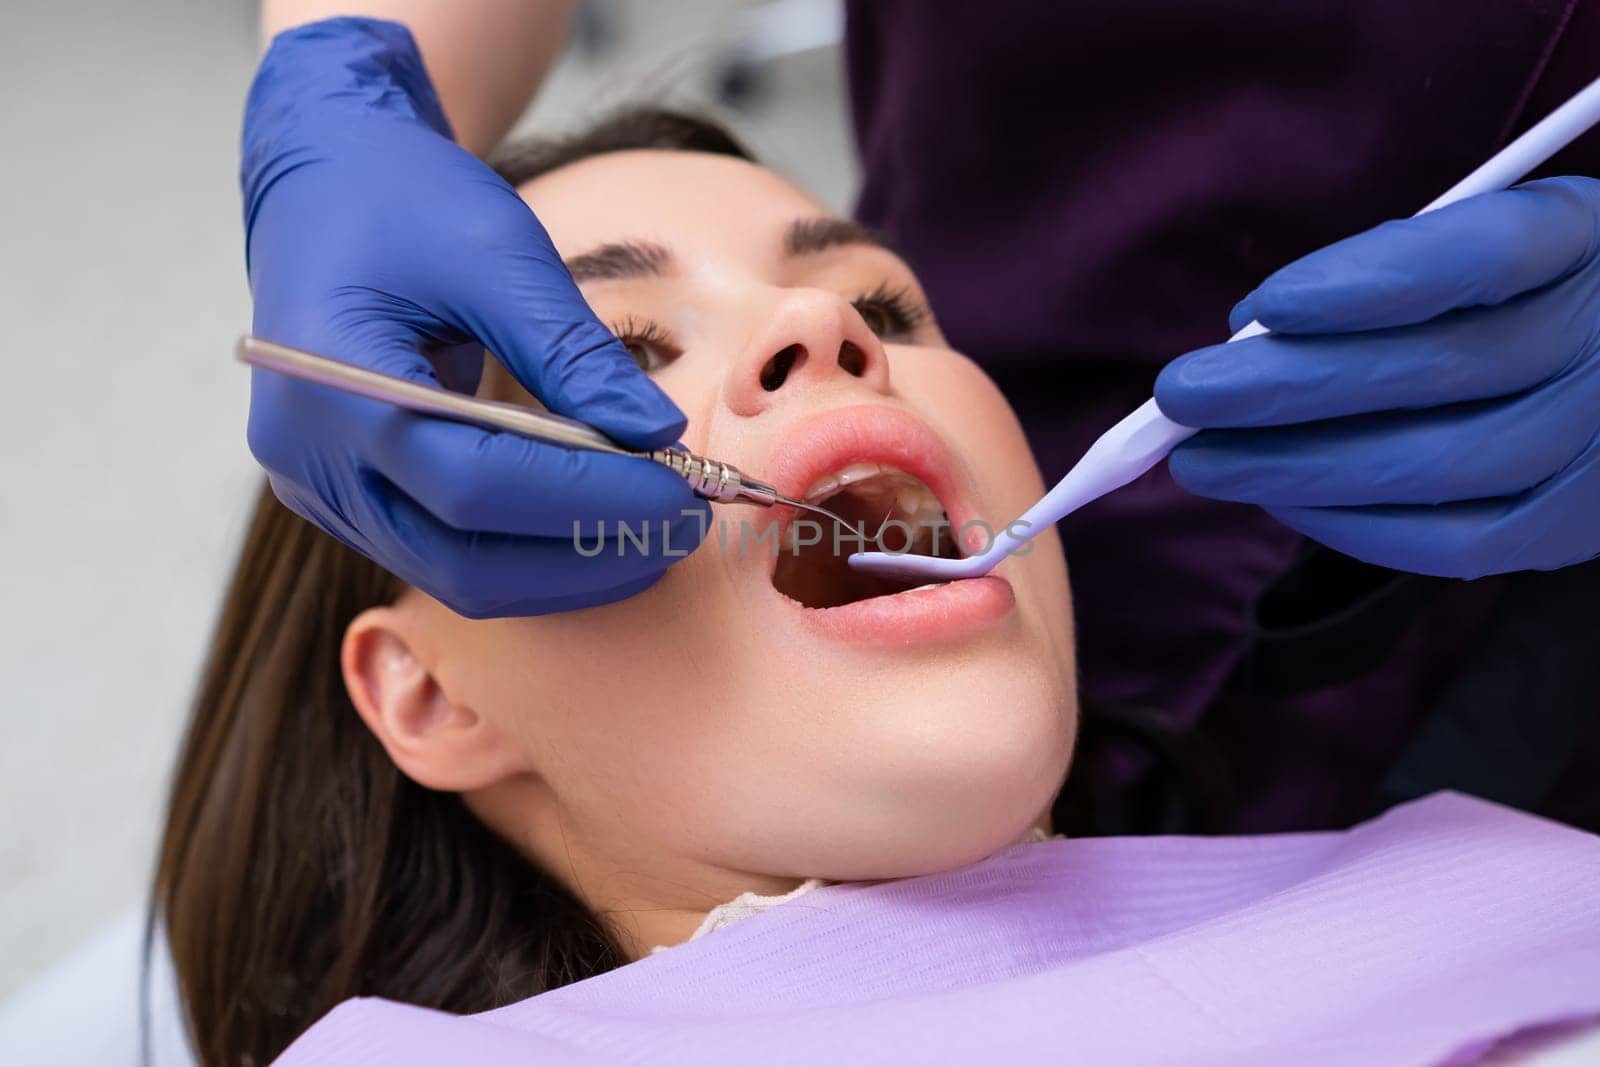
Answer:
[
  {"left": 711, "top": 0, "right": 845, "bottom": 108},
  {"left": 0, "top": 0, "right": 854, "bottom": 1004}
]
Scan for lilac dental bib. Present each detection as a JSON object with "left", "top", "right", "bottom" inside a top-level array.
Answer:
[{"left": 277, "top": 794, "right": 1600, "bottom": 1066}]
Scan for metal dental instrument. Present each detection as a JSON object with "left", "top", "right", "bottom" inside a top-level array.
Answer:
[
  {"left": 235, "top": 336, "right": 847, "bottom": 523},
  {"left": 850, "top": 74, "right": 1600, "bottom": 584}
]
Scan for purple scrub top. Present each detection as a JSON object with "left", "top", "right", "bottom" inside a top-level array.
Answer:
[{"left": 844, "top": 1, "right": 1600, "bottom": 833}]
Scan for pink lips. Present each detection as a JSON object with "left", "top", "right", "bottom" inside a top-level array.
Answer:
[
  {"left": 782, "top": 574, "right": 1017, "bottom": 647},
  {"left": 758, "top": 404, "right": 1018, "bottom": 647}
]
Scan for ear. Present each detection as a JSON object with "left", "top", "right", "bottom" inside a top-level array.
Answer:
[{"left": 342, "top": 605, "right": 524, "bottom": 793}]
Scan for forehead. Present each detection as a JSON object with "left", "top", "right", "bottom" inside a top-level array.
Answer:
[{"left": 516, "top": 150, "right": 827, "bottom": 259}]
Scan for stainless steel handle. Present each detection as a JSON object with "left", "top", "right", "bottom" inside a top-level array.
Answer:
[
  {"left": 237, "top": 336, "right": 633, "bottom": 456},
  {"left": 235, "top": 336, "right": 784, "bottom": 507}
]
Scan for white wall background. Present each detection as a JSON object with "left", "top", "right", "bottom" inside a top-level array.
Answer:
[{"left": 0, "top": 0, "right": 854, "bottom": 999}]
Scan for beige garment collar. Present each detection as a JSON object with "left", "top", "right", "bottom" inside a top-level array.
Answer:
[{"left": 649, "top": 826, "right": 1061, "bottom": 955}]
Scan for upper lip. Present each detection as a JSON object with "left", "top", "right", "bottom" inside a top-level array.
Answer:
[{"left": 758, "top": 404, "right": 979, "bottom": 551}]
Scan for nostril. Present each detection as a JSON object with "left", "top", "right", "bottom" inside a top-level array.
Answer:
[
  {"left": 837, "top": 341, "right": 867, "bottom": 377},
  {"left": 761, "top": 344, "right": 804, "bottom": 391}
]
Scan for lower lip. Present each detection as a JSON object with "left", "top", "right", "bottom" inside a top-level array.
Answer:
[{"left": 776, "top": 575, "right": 1016, "bottom": 647}]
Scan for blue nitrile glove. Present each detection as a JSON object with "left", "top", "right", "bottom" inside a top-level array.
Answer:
[
  {"left": 242, "top": 17, "right": 707, "bottom": 617},
  {"left": 1155, "top": 176, "right": 1600, "bottom": 579}
]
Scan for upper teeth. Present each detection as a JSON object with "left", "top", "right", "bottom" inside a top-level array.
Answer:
[
  {"left": 802, "top": 464, "right": 945, "bottom": 522},
  {"left": 781, "top": 464, "right": 956, "bottom": 556},
  {"left": 801, "top": 461, "right": 889, "bottom": 503},
  {"left": 896, "top": 484, "right": 941, "bottom": 522}
]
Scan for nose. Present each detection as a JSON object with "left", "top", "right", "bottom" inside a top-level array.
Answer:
[{"left": 723, "top": 288, "right": 892, "bottom": 417}]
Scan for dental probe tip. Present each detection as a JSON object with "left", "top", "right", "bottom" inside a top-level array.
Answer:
[{"left": 774, "top": 494, "right": 850, "bottom": 526}]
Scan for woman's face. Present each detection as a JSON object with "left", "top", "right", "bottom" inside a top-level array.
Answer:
[{"left": 351, "top": 149, "right": 1077, "bottom": 944}]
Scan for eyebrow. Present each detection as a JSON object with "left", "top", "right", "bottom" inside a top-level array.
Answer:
[
  {"left": 564, "top": 240, "right": 672, "bottom": 283},
  {"left": 562, "top": 217, "right": 890, "bottom": 284},
  {"left": 784, "top": 217, "right": 888, "bottom": 257}
]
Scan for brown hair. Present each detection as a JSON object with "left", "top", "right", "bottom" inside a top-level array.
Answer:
[{"left": 152, "top": 106, "right": 1226, "bottom": 1067}]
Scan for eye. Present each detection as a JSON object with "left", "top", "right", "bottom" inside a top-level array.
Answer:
[
  {"left": 609, "top": 316, "right": 679, "bottom": 373},
  {"left": 851, "top": 283, "right": 931, "bottom": 341}
]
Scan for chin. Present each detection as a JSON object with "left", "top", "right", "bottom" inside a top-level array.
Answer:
[{"left": 816, "top": 662, "right": 1078, "bottom": 880}]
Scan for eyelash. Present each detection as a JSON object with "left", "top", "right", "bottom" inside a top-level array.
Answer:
[
  {"left": 851, "top": 282, "right": 930, "bottom": 340},
  {"left": 609, "top": 315, "right": 678, "bottom": 373},
  {"left": 609, "top": 284, "right": 932, "bottom": 373}
]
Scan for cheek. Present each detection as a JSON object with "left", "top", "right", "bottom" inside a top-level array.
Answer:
[{"left": 444, "top": 555, "right": 765, "bottom": 824}]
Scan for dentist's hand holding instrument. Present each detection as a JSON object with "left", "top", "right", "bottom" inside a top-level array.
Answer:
[
  {"left": 853, "top": 77, "right": 1600, "bottom": 584},
  {"left": 242, "top": 18, "right": 705, "bottom": 618}
]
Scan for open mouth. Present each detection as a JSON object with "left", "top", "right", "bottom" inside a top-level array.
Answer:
[{"left": 772, "top": 462, "right": 964, "bottom": 609}]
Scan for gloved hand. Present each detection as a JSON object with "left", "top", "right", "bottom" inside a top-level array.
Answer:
[
  {"left": 1155, "top": 176, "right": 1600, "bottom": 579},
  {"left": 242, "top": 17, "right": 707, "bottom": 617}
]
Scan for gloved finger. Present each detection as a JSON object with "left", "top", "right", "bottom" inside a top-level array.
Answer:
[
  {"left": 1157, "top": 282, "right": 1589, "bottom": 428},
  {"left": 450, "top": 191, "right": 688, "bottom": 451},
  {"left": 265, "top": 471, "right": 702, "bottom": 618},
  {"left": 366, "top": 409, "right": 709, "bottom": 537},
  {"left": 1266, "top": 437, "right": 1600, "bottom": 579},
  {"left": 1230, "top": 177, "right": 1600, "bottom": 335},
  {"left": 372, "top": 481, "right": 708, "bottom": 617},
  {"left": 490, "top": 570, "right": 672, "bottom": 619},
  {"left": 1266, "top": 498, "right": 1514, "bottom": 580},
  {"left": 1167, "top": 362, "right": 1600, "bottom": 506},
  {"left": 264, "top": 472, "right": 373, "bottom": 557}
]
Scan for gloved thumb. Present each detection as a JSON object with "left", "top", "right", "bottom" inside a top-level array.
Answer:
[{"left": 1226, "top": 297, "right": 1258, "bottom": 336}]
